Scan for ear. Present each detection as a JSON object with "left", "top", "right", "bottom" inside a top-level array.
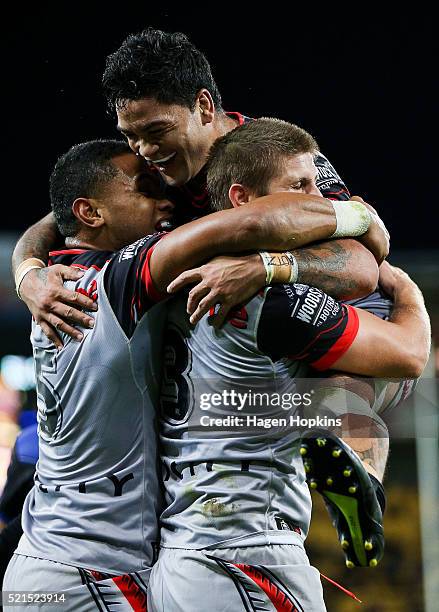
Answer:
[
  {"left": 228, "top": 184, "right": 252, "bottom": 208},
  {"left": 72, "top": 198, "right": 105, "bottom": 229},
  {"left": 196, "top": 89, "right": 215, "bottom": 125}
]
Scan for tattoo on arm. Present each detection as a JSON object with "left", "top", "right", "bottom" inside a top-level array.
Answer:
[
  {"left": 294, "top": 240, "right": 357, "bottom": 299},
  {"left": 12, "top": 213, "right": 62, "bottom": 275},
  {"left": 36, "top": 268, "right": 50, "bottom": 285}
]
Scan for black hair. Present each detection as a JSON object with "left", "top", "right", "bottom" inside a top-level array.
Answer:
[
  {"left": 102, "top": 28, "right": 222, "bottom": 113},
  {"left": 49, "top": 139, "right": 131, "bottom": 237}
]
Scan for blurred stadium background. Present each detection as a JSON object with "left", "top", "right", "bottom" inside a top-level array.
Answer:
[{"left": 1, "top": 7, "right": 438, "bottom": 611}]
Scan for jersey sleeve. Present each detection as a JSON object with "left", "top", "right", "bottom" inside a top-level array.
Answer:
[
  {"left": 315, "top": 152, "right": 350, "bottom": 201},
  {"left": 104, "top": 233, "right": 167, "bottom": 337},
  {"left": 256, "top": 284, "right": 359, "bottom": 370}
]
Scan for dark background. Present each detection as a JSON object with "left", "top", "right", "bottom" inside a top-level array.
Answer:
[
  {"left": 1, "top": 10, "right": 437, "bottom": 610},
  {"left": 3, "top": 7, "right": 438, "bottom": 249}
]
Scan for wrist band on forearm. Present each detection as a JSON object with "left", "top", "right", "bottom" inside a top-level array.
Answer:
[
  {"left": 330, "top": 201, "right": 371, "bottom": 238},
  {"left": 286, "top": 252, "right": 299, "bottom": 283},
  {"left": 259, "top": 251, "right": 299, "bottom": 285},
  {"left": 15, "top": 258, "right": 46, "bottom": 298}
]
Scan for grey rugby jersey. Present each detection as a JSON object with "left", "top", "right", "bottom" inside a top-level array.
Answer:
[
  {"left": 158, "top": 284, "right": 360, "bottom": 549},
  {"left": 17, "top": 236, "right": 166, "bottom": 574}
]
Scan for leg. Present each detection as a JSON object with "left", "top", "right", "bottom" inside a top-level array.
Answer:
[
  {"left": 312, "top": 374, "right": 389, "bottom": 481},
  {"left": 3, "top": 554, "right": 149, "bottom": 611},
  {"left": 148, "top": 545, "right": 326, "bottom": 611},
  {"left": 300, "top": 375, "right": 387, "bottom": 567},
  {"left": 301, "top": 374, "right": 417, "bottom": 567}
]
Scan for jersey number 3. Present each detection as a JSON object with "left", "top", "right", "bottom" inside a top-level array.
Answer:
[{"left": 160, "top": 326, "right": 194, "bottom": 424}]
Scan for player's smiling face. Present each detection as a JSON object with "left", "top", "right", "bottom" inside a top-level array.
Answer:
[
  {"left": 116, "top": 96, "right": 213, "bottom": 187},
  {"left": 266, "top": 153, "right": 321, "bottom": 196},
  {"left": 100, "top": 152, "right": 175, "bottom": 248}
]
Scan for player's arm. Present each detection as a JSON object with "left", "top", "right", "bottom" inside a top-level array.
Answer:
[
  {"left": 12, "top": 213, "right": 97, "bottom": 344},
  {"left": 165, "top": 197, "right": 388, "bottom": 325},
  {"left": 103, "top": 235, "right": 165, "bottom": 337},
  {"left": 14, "top": 192, "right": 385, "bottom": 344},
  {"left": 292, "top": 238, "right": 379, "bottom": 300},
  {"left": 169, "top": 239, "right": 378, "bottom": 327},
  {"left": 11, "top": 213, "right": 61, "bottom": 275},
  {"left": 257, "top": 263, "right": 430, "bottom": 379},
  {"left": 149, "top": 192, "right": 385, "bottom": 292},
  {"left": 330, "top": 263, "right": 430, "bottom": 377}
]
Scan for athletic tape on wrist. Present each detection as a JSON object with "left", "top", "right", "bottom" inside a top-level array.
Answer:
[
  {"left": 259, "top": 251, "right": 275, "bottom": 284},
  {"left": 259, "top": 251, "right": 298, "bottom": 285},
  {"left": 285, "top": 252, "right": 299, "bottom": 283},
  {"left": 331, "top": 201, "right": 371, "bottom": 238},
  {"left": 15, "top": 258, "right": 46, "bottom": 299}
]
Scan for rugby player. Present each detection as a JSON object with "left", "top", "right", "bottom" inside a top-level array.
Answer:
[
  {"left": 147, "top": 120, "right": 430, "bottom": 611},
  {"left": 203, "top": 118, "right": 427, "bottom": 568},
  {"left": 4, "top": 140, "right": 376, "bottom": 609},
  {"left": 101, "top": 29, "right": 414, "bottom": 568},
  {"left": 12, "top": 28, "right": 393, "bottom": 566}
]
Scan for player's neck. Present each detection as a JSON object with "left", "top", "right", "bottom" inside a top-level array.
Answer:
[
  {"left": 187, "top": 113, "right": 239, "bottom": 190},
  {"left": 215, "top": 111, "right": 241, "bottom": 137},
  {"left": 65, "top": 232, "right": 113, "bottom": 252}
]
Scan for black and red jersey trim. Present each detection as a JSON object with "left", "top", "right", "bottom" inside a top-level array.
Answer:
[
  {"left": 48, "top": 249, "right": 112, "bottom": 270},
  {"left": 140, "top": 241, "right": 167, "bottom": 304},
  {"left": 257, "top": 284, "right": 359, "bottom": 368},
  {"left": 49, "top": 249, "right": 88, "bottom": 257},
  {"left": 49, "top": 236, "right": 164, "bottom": 338},
  {"left": 310, "top": 305, "right": 359, "bottom": 370}
]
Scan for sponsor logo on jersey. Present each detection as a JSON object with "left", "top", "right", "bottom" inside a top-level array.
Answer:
[
  {"left": 291, "top": 283, "right": 308, "bottom": 296},
  {"left": 295, "top": 287, "right": 323, "bottom": 324},
  {"left": 118, "top": 236, "right": 151, "bottom": 261}
]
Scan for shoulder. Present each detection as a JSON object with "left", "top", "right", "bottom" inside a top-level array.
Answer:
[{"left": 48, "top": 249, "right": 112, "bottom": 271}]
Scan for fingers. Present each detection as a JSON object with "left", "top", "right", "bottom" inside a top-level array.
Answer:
[
  {"left": 48, "top": 301, "right": 95, "bottom": 330},
  {"left": 38, "top": 307, "right": 94, "bottom": 348},
  {"left": 378, "top": 261, "right": 398, "bottom": 296},
  {"left": 372, "top": 212, "right": 390, "bottom": 239},
  {"left": 189, "top": 293, "right": 219, "bottom": 325},
  {"left": 189, "top": 295, "right": 232, "bottom": 328},
  {"left": 53, "top": 265, "right": 85, "bottom": 281},
  {"left": 49, "top": 266, "right": 97, "bottom": 312},
  {"left": 19, "top": 264, "right": 98, "bottom": 347},
  {"left": 187, "top": 285, "right": 210, "bottom": 316},
  {"left": 167, "top": 269, "right": 202, "bottom": 294},
  {"left": 209, "top": 303, "right": 231, "bottom": 329},
  {"left": 47, "top": 314, "right": 84, "bottom": 341},
  {"left": 38, "top": 321, "right": 64, "bottom": 350},
  {"left": 57, "top": 287, "right": 97, "bottom": 313}
]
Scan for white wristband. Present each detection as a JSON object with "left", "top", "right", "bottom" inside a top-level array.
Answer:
[
  {"left": 259, "top": 251, "right": 274, "bottom": 284},
  {"left": 330, "top": 201, "right": 371, "bottom": 238},
  {"left": 285, "top": 252, "right": 299, "bottom": 283},
  {"left": 259, "top": 251, "right": 298, "bottom": 285}
]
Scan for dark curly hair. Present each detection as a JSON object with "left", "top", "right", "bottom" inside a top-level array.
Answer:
[
  {"left": 50, "top": 140, "right": 131, "bottom": 237},
  {"left": 102, "top": 28, "right": 222, "bottom": 113}
]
